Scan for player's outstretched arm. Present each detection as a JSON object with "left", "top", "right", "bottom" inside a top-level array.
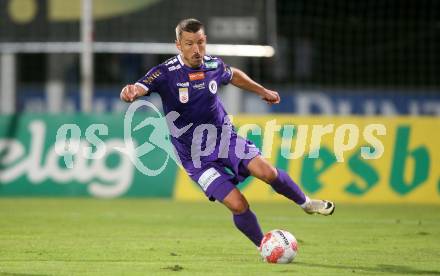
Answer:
[
  {"left": 230, "top": 67, "right": 280, "bottom": 104},
  {"left": 120, "top": 84, "right": 148, "bottom": 102}
]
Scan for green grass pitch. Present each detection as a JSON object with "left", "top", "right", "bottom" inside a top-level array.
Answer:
[{"left": 0, "top": 199, "right": 439, "bottom": 275}]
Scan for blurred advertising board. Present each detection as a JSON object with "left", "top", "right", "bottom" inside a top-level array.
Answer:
[
  {"left": 16, "top": 88, "right": 440, "bottom": 115},
  {"left": 0, "top": 114, "right": 439, "bottom": 203},
  {"left": 271, "top": 90, "right": 440, "bottom": 116}
]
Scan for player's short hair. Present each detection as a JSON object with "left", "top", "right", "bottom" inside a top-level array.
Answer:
[{"left": 175, "top": 18, "right": 204, "bottom": 41}]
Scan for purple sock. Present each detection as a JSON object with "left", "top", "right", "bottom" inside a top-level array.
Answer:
[
  {"left": 233, "top": 208, "right": 264, "bottom": 247},
  {"left": 270, "top": 169, "right": 306, "bottom": 205}
]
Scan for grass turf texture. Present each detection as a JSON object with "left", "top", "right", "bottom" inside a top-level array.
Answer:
[{"left": 0, "top": 199, "right": 439, "bottom": 275}]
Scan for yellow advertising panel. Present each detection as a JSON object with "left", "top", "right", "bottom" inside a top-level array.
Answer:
[{"left": 174, "top": 116, "right": 440, "bottom": 203}]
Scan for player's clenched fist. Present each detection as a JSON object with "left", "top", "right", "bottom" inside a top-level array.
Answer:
[
  {"left": 120, "top": 84, "right": 146, "bottom": 102},
  {"left": 261, "top": 89, "right": 281, "bottom": 104}
]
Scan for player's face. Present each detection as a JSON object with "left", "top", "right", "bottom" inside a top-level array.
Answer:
[{"left": 176, "top": 30, "right": 207, "bottom": 68}]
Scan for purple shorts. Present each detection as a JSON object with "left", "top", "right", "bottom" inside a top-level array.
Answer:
[{"left": 180, "top": 133, "right": 260, "bottom": 202}]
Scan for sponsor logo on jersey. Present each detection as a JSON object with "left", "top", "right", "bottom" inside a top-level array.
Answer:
[
  {"left": 188, "top": 72, "right": 205, "bottom": 81},
  {"left": 168, "top": 64, "right": 181, "bottom": 71},
  {"left": 203, "top": 56, "right": 218, "bottom": 61},
  {"left": 179, "top": 88, "right": 189, "bottom": 103},
  {"left": 192, "top": 82, "right": 205, "bottom": 90},
  {"left": 198, "top": 167, "right": 221, "bottom": 191},
  {"left": 142, "top": 69, "right": 161, "bottom": 85},
  {"left": 165, "top": 58, "right": 178, "bottom": 65},
  {"left": 205, "top": 61, "right": 218, "bottom": 69},
  {"left": 209, "top": 80, "right": 218, "bottom": 94},
  {"left": 177, "top": 82, "right": 189, "bottom": 87}
]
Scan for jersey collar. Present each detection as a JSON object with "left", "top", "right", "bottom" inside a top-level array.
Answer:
[{"left": 177, "top": 54, "right": 205, "bottom": 71}]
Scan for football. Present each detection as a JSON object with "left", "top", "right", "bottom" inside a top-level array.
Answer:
[{"left": 259, "top": 229, "right": 298, "bottom": 264}]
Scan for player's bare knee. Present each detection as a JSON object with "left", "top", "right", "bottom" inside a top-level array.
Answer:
[
  {"left": 259, "top": 166, "right": 278, "bottom": 183},
  {"left": 222, "top": 189, "right": 249, "bottom": 214},
  {"left": 227, "top": 197, "right": 249, "bottom": 214},
  {"left": 231, "top": 200, "right": 249, "bottom": 214}
]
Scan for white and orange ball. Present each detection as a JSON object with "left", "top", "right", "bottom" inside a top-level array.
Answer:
[{"left": 259, "top": 229, "right": 298, "bottom": 264}]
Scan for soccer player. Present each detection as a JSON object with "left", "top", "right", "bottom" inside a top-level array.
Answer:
[{"left": 121, "top": 18, "right": 335, "bottom": 248}]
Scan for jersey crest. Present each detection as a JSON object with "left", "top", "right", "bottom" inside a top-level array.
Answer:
[{"left": 179, "top": 87, "right": 189, "bottom": 103}]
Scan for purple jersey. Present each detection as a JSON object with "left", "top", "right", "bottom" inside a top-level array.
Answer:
[
  {"left": 136, "top": 55, "right": 233, "bottom": 156},
  {"left": 136, "top": 55, "right": 259, "bottom": 201},
  {"left": 136, "top": 54, "right": 232, "bottom": 125}
]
